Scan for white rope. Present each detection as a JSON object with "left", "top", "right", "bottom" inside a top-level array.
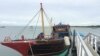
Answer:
[{"left": 29, "top": 42, "right": 34, "bottom": 56}]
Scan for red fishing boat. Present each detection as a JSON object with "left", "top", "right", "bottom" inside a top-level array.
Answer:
[{"left": 1, "top": 3, "right": 71, "bottom": 56}]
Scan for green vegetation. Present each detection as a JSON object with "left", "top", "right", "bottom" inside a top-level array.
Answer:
[{"left": 71, "top": 25, "right": 100, "bottom": 27}]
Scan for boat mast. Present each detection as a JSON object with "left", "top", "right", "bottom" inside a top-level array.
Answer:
[{"left": 40, "top": 3, "right": 45, "bottom": 34}]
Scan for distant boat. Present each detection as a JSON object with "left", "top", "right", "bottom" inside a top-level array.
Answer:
[
  {"left": 1, "top": 3, "right": 71, "bottom": 56},
  {"left": 0, "top": 26, "right": 5, "bottom": 28}
]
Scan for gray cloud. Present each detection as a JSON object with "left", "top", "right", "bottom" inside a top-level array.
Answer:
[{"left": 0, "top": 0, "right": 100, "bottom": 26}]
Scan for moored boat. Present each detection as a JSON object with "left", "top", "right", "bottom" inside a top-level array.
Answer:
[{"left": 1, "top": 3, "right": 71, "bottom": 56}]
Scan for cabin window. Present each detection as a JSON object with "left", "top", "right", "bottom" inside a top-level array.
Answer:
[{"left": 58, "top": 32, "right": 69, "bottom": 37}]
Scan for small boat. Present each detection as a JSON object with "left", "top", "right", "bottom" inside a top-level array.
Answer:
[
  {"left": 1, "top": 3, "right": 71, "bottom": 56},
  {"left": 0, "top": 26, "right": 5, "bottom": 28}
]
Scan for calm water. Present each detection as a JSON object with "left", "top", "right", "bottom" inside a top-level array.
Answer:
[{"left": 0, "top": 26, "right": 100, "bottom": 56}]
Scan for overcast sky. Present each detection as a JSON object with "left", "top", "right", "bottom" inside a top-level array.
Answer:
[{"left": 0, "top": 0, "right": 100, "bottom": 26}]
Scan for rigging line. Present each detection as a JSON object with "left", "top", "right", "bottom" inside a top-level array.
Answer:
[
  {"left": 15, "top": 10, "right": 41, "bottom": 39},
  {"left": 32, "top": 12, "right": 40, "bottom": 38},
  {"left": 43, "top": 11, "right": 53, "bottom": 36},
  {"left": 43, "top": 10, "right": 51, "bottom": 24},
  {"left": 28, "top": 12, "right": 40, "bottom": 56},
  {"left": 43, "top": 10, "right": 53, "bottom": 27}
]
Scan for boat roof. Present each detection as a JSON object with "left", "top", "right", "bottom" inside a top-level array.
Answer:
[{"left": 53, "top": 24, "right": 70, "bottom": 28}]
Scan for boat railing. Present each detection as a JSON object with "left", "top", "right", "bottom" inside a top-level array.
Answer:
[
  {"left": 75, "top": 31, "right": 99, "bottom": 56},
  {"left": 84, "top": 33, "right": 100, "bottom": 55},
  {"left": 4, "top": 36, "right": 12, "bottom": 42}
]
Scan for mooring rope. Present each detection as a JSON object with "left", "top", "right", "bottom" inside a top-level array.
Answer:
[{"left": 29, "top": 42, "right": 34, "bottom": 56}]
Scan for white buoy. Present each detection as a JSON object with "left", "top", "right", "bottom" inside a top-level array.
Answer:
[{"left": 64, "top": 36, "right": 70, "bottom": 46}]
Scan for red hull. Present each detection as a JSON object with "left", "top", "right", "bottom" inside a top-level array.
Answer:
[
  {"left": 1, "top": 40, "right": 36, "bottom": 56},
  {"left": 1, "top": 39, "right": 66, "bottom": 56}
]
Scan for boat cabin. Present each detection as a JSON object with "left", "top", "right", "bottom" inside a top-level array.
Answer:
[{"left": 52, "top": 24, "right": 70, "bottom": 38}]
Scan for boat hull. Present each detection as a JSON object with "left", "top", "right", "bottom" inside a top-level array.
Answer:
[{"left": 1, "top": 39, "right": 69, "bottom": 56}]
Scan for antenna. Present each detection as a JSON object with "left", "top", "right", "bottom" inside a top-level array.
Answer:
[{"left": 50, "top": 17, "right": 53, "bottom": 26}]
